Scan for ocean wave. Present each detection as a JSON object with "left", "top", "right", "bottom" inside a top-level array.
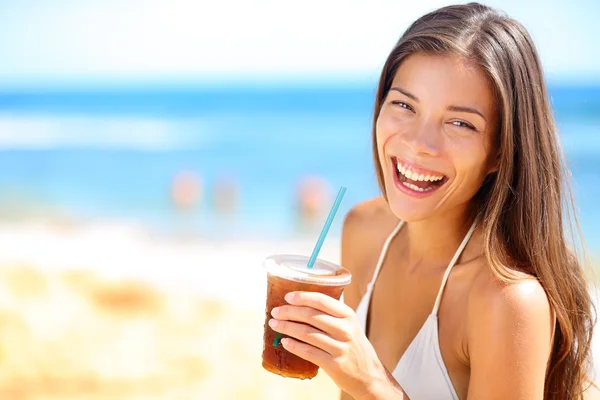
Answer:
[{"left": 0, "top": 115, "right": 214, "bottom": 150}]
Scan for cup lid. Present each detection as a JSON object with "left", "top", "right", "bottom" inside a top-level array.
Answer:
[{"left": 263, "top": 254, "right": 352, "bottom": 286}]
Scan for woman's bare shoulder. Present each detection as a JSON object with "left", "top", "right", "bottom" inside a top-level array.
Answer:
[
  {"left": 342, "top": 196, "right": 398, "bottom": 257},
  {"left": 469, "top": 257, "right": 550, "bottom": 315},
  {"left": 341, "top": 196, "right": 399, "bottom": 309},
  {"left": 467, "top": 262, "right": 551, "bottom": 334},
  {"left": 465, "top": 259, "right": 553, "bottom": 372},
  {"left": 343, "top": 196, "right": 397, "bottom": 230}
]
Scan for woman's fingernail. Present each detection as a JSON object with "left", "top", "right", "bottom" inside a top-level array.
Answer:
[
  {"left": 268, "top": 319, "right": 278, "bottom": 328},
  {"left": 285, "top": 292, "right": 295, "bottom": 302},
  {"left": 281, "top": 338, "right": 289, "bottom": 346},
  {"left": 271, "top": 307, "right": 279, "bottom": 317}
]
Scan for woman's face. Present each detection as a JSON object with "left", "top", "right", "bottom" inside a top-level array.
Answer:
[{"left": 376, "top": 52, "right": 499, "bottom": 221}]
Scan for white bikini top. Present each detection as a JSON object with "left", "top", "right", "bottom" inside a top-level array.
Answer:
[{"left": 354, "top": 218, "right": 478, "bottom": 400}]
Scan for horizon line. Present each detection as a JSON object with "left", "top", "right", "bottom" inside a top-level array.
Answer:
[{"left": 2, "top": 72, "right": 600, "bottom": 92}]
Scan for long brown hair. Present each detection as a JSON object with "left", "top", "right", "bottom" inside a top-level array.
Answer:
[{"left": 371, "top": 3, "right": 595, "bottom": 398}]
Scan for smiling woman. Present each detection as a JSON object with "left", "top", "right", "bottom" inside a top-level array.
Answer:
[
  {"left": 267, "top": 3, "right": 598, "bottom": 400},
  {"left": 377, "top": 53, "right": 499, "bottom": 220}
]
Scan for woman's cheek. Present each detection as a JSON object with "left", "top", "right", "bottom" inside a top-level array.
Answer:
[
  {"left": 377, "top": 112, "right": 412, "bottom": 145},
  {"left": 447, "top": 135, "right": 488, "bottom": 163},
  {"left": 456, "top": 156, "right": 491, "bottom": 190},
  {"left": 375, "top": 114, "right": 393, "bottom": 162},
  {"left": 376, "top": 112, "right": 394, "bottom": 142}
]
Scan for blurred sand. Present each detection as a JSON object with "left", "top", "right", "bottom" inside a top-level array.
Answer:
[
  {"left": 0, "top": 223, "right": 342, "bottom": 400},
  {"left": 0, "top": 222, "right": 598, "bottom": 399}
]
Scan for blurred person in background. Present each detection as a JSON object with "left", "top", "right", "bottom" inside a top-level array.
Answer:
[
  {"left": 295, "top": 175, "right": 333, "bottom": 234},
  {"left": 267, "top": 3, "right": 599, "bottom": 399},
  {"left": 211, "top": 173, "right": 240, "bottom": 216},
  {"left": 170, "top": 170, "right": 202, "bottom": 212},
  {"left": 170, "top": 170, "right": 203, "bottom": 237}
]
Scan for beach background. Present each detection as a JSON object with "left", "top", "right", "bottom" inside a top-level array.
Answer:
[{"left": 0, "top": 1, "right": 599, "bottom": 399}]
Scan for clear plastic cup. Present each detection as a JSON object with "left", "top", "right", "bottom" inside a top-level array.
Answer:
[{"left": 261, "top": 254, "right": 352, "bottom": 379}]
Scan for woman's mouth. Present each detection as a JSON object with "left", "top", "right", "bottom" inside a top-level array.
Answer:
[{"left": 392, "top": 157, "right": 448, "bottom": 197}]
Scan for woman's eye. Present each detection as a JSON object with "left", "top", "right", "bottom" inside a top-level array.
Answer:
[
  {"left": 391, "top": 101, "right": 414, "bottom": 112},
  {"left": 451, "top": 120, "right": 476, "bottom": 130}
]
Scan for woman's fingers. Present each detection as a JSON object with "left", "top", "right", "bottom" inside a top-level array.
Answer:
[
  {"left": 280, "top": 337, "right": 334, "bottom": 369},
  {"left": 268, "top": 318, "right": 344, "bottom": 357},
  {"left": 284, "top": 291, "right": 352, "bottom": 318},
  {"left": 271, "top": 305, "right": 351, "bottom": 340}
]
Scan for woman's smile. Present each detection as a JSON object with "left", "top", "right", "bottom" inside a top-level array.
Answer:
[{"left": 391, "top": 156, "right": 448, "bottom": 198}]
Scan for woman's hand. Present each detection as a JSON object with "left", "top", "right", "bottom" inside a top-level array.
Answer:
[{"left": 268, "top": 291, "right": 406, "bottom": 399}]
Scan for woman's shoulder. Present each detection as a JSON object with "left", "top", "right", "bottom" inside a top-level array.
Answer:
[
  {"left": 467, "top": 262, "right": 551, "bottom": 332},
  {"left": 470, "top": 261, "right": 547, "bottom": 299},
  {"left": 341, "top": 196, "right": 400, "bottom": 308},
  {"left": 343, "top": 196, "right": 398, "bottom": 232},
  {"left": 465, "top": 259, "right": 553, "bottom": 368},
  {"left": 342, "top": 196, "right": 399, "bottom": 260}
]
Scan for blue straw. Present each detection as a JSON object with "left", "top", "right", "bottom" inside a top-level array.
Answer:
[
  {"left": 307, "top": 186, "right": 347, "bottom": 269},
  {"left": 273, "top": 186, "right": 347, "bottom": 347}
]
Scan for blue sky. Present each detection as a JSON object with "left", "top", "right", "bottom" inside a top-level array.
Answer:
[{"left": 0, "top": 0, "right": 598, "bottom": 88}]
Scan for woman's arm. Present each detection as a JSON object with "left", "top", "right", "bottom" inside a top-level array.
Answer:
[
  {"left": 338, "top": 199, "right": 406, "bottom": 399},
  {"left": 338, "top": 202, "right": 367, "bottom": 311},
  {"left": 339, "top": 197, "right": 395, "bottom": 310},
  {"left": 357, "top": 367, "right": 408, "bottom": 400},
  {"left": 268, "top": 198, "right": 409, "bottom": 400},
  {"left": 339, "top": 204, "right": 362, "bottom": 400},
  {"left": 271, "top": 291, "right": 409, "bottom": 399},
  {"left": 466, "top": 276, "right": 553, "bottom": 399}
]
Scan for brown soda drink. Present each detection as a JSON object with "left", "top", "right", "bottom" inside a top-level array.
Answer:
[{"left": 262, "top": 254, "right": 352, "bottom": 379}]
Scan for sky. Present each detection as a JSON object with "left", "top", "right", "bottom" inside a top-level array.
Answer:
[{"left": 0, "top": 0, "right": 599, "bottom": 88}]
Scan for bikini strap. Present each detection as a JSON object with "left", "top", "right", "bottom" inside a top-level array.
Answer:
[
  {"left": 432, "top": 217, "right": 479, "bottom": 315},
  {"left": 367, "top": 220, "right": 405, "bottom": 291}
]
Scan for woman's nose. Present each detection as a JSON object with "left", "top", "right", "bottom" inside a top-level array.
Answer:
[{"left": 400, "top": 121, "right": 441, "bottom": 157}]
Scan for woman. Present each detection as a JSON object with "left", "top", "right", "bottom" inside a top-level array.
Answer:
[{"left": 267, "top": 3, "right": 597, "bottom": 399}]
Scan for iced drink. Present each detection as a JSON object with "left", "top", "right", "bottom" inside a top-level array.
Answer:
[{"left": 262, "top": 254, "right": 352, "bottom": 379}]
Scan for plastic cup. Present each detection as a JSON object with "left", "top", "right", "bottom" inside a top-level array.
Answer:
[{"left": 261, "top": 254, "right": 352, "bottom": 379}]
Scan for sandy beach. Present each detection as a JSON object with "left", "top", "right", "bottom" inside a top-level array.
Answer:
[
  {"left": 0, "top": 222, "right": 342, "bottom": 399},
  {"left": 0, "top": 221, "right": 597, "bottom": 399}
]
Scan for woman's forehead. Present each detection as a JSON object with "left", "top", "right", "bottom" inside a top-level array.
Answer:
[{"left": 391, "top": 53, "right": 495, "bottom": 112}]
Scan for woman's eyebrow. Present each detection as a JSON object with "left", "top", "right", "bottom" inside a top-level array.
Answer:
[
  {"left": 447, "top": 105, "right": 487, "bottom": 122},
  {"left": 390, "top": 86, "right": 419, "bottom": 102},
  {"left": 390, "top": 86, "right": 487, "bottom": 122}
]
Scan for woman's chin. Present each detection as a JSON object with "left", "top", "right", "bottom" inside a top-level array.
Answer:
[{"left": 386, "top": 196, "right": 436, "bottom": 222}]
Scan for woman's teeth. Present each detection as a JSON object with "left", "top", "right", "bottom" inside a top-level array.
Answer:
[
  {"left": 396, "top": 161, "right": 444, "bottom": 182},
  {"left": 402, "top": 181, "right": 434, "bottom": 192}
]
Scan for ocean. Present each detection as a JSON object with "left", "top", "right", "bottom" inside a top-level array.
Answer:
[{"left": 0, "top": 84, "right": 599, "bottom": 247}]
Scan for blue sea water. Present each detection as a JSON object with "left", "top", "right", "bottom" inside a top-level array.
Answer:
[{"left": 0, "top": 85, "right": 599, "bottom": 246}]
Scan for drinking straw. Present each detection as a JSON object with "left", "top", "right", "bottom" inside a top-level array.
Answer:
[
  {"left": 273, "top": 186, "right": 347, "bottom": 347},
  {"left": 306, "top": 186, "right": 346, "bottom": 269}
]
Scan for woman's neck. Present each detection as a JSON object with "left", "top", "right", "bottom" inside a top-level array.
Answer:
[{"left": 401, "top": 205, "right": 477, "bottom": 270}]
